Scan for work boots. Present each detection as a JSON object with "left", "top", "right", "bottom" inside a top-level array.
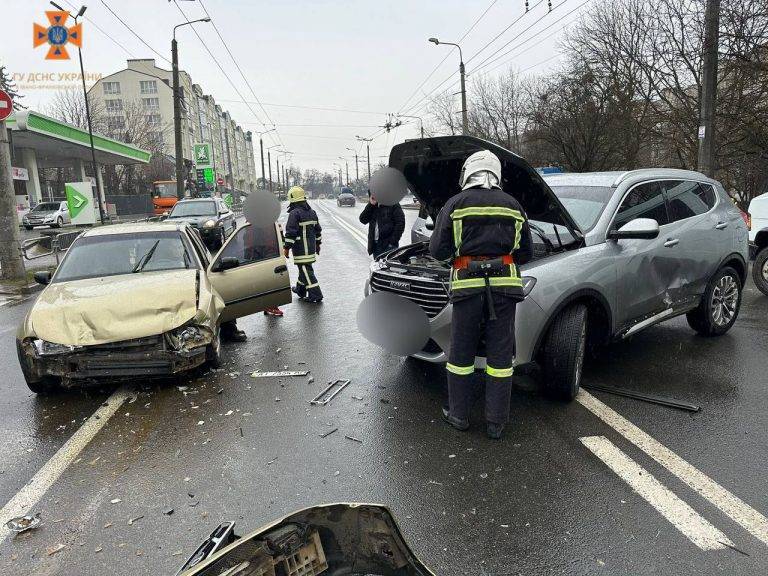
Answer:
[{"left": 441, "top": 406, "right": 469, "bottom": 431}]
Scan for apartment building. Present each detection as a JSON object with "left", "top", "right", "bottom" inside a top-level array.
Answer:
[{"left": 89, "top": 59, "right": 258, "bottom": 194}]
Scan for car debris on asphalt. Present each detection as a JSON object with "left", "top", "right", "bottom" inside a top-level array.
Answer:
[
  {"left": 319, "top": 427, "right": 338, "bottom": 438},
  {"left": 251, "top": 370, "right": 309, "bottom": 378},
  {"left": 583, "top": 383, "right": 701, "bottom": 412},
  {"left": 5, "top": 512, "right": 41, "bottom": 533},
  {"left": 310, "top": 379, "right": 351, "bottom": 405}
]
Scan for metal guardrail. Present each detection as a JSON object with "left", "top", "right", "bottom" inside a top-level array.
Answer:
[{"left": 22, "top": 230, "right": 84, "bottom": 264}]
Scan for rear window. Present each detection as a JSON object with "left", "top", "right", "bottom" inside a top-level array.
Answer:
[{"left": 549, "top": 186, "right": 614, "bottom": 231}]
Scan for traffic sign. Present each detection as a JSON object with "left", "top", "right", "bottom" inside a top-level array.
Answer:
[
  {"left": 0, "top": 90, "right": 13, "bottom": 122},
  {"left": 193, "top": 142, "right": 213, "bottom": 169},
  {"left": 216, "top": 177, "right": 224, "bottom": 186},
  {"left": 65, "top": 182, "right": 96, "bottom": 225},
  {"left": 223, "top": 193, "right": 233, "bottom": 208}
]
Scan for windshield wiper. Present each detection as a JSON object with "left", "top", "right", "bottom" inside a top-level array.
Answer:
[
  {"left": 132, "top": 240, "right": 161, "bottom": 273},
  {"left": 528, "top": 222, "right": 555, "bottom": 253}
]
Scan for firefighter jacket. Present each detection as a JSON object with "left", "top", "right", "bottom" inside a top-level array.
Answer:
[
  {"left": 429, "top": 186, "right": 533, "bottom": 301},
  {"left": 284, "top": 201, "right": 322, "bottom": 264}
]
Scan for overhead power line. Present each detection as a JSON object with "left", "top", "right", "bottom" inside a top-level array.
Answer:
[
  {"left": 100, "top": 0, "right": 170, "bottom": 64},
  {"left": 61, "top": 0, "right": 135, "bottom": 57},
  {"left": 216, "top": 100, "right": 389, "bottom": 116},
  {"left": 465, "top": 0, "right": 547, "bottom": 66}
]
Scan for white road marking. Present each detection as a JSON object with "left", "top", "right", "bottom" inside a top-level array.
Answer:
[
  {"left": 316, "top": 202, "right": 368, "bottom": 248},
  {"left": 578, "top": 390, "right": 768, "bottom": 547},
  {"left": 581, "top": 435, "right": 731, "bottom": 550},
  {"left": 0, "top": 387, "right": 132, "bottom": 544}
]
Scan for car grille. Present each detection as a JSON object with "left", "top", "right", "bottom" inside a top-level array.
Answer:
[
  {"left": 86, "top": 335, "right": 164, "bottom": 353},
  {"left": 370, "top": 270, "right": 449, "bottom": 318}
]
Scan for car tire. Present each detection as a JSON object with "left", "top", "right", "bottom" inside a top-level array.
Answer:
[
  {"left": 206, "top": 328, "right": 222, "bottom": 368},
  {"left": 752, "top": 248, "right": 768, "bottom": 296},
  {"left": 55, "top": 217, "right": 63, "bottom": 228},
  {"left": 24, "top": 226, "right": 33, "bottom": 230},
  {"left": 686, "top": 265, "right": 742, "bottom": 336},
  {"left": 541, "top": 303, "right": 587, "bottom": 402}
]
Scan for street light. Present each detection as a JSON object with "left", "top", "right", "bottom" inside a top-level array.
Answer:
[
  {"left": 398, "top": 114, "right": 425, "bottom": 139},
  {"left": 51, "top": 2, "right": 106, "bottom": 223},
  {"left": 346, "top": 147, "right": 359, "bottom": 181},
  {"left": 428, "top": 37, "right": 467, "bottom": 135},
  {"left": 333, "top": 162, "right": 343, "bottom": 188},
  {"left": 172, "top": 17, "right": 211, "bottom": 199},
  {"left": 355, "top": 135, "right": 373, "bottom": 180},
  {"left": 257, "top": 127, "right": 276, "bottom": 187}
]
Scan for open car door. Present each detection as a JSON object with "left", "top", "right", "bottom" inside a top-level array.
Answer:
[{"left": 208, "top": 223, "right": 291, "bottom": 322}]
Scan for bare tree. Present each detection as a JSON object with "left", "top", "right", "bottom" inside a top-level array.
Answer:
[{"left": 426, "top": 89, "right": 461, "bottom": 136}]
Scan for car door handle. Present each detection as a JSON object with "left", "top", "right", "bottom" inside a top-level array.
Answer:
[
  {"left": 274, "top": 265, "right": 287, "bottom": 274},
  {"left": 715, "top": 222, "right": 728, "bottom": 230},
  {"left": 663, "top": 238, "right": 680, "bottom": 247}
]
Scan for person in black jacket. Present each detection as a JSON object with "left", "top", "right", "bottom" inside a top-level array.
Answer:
[
  {"left": 359, "top": 191, "right": 406, "bottom": 258},
  {"left": 429, "top": 150, "right": 533, "bottom": 440},
  {"left": 283, "top": 186, "right": 323, "bottom": 303}
]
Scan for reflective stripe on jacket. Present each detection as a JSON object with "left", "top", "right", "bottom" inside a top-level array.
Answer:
[
  {"left": 429, "top": 186, "right": 533, "bottom": 301},
  {"left": 284, "top": 201, "right": 322, "bottom": 264}
]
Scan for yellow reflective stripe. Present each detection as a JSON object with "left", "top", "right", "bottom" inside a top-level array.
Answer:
[
  {"left": 451, "top": 277, "right": 523, "bottom": 289},
  {"left": 451, "top": 207, "right": 524, "bottom": 220},
  {"left": 299, "top": 220, "right": 318, "bottom": 226},
  {"left": 453, "top": 219, "right": 462, "bottom": 251},
  {"left": 446, "top": 363, "right": 475, "bottom": 375},
  {"left": 302, "top": 228, "right": 309, "bottom": 254},
  {"left": 293, "top": 255, "right": 316, "bottom": 263},
  {"left": 486, "top": 365, "right": 514, "bottom": 378},
  {"left": 284, "top": 238, "right": 295, "bottom": 244},
  {"left": 514, "top": 219, "right": 522, "bottom": 250}
]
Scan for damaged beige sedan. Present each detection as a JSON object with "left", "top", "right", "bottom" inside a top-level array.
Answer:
[{"left": 16, "top": 221, "right": 291, "bottom": 393}]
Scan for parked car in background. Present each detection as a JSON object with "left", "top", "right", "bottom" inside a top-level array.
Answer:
[
  {"left": 166, "top": 198, "right": 236, "bottom": 249},
  {"left": 22, "top": 201, "right": 70, "bottom": 229},
  {"left": 366, "top": 136, "right": 749, "bottom": 400},
  {"left": 337, "top": 190, "right": 356, "bottom": 207},
  {"left": 748, "top": 192, "right": 768, "bottom": 295},
  {"left": 16, "top": 221, "right": 291, "bottom": 393}
]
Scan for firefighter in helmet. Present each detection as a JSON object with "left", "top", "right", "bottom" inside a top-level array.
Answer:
[{"left": 284, "top": 186, "right": 323, "bottom": 303}]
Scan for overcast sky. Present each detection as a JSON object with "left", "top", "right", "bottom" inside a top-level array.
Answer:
[{"left": 4, "top": 0, "right": 594, "bottom": 174}]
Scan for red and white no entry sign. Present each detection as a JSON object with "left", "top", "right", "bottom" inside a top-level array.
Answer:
[{"left": 0, "top": 90, "right": 13, "bottom": 122}]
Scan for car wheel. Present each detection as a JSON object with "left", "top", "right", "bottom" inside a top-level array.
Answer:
[
  {"left": 24, "top": 226, "right": 33, "bottom": 230},
  {"left": 541, "top": 303, "right": 587, "bottom": 402},
  {"left": 55, "top": 217, "right": 63, "bottom": 228},
  {"left": 206, "top": 328, "right": 222, "bottom": 368},
  {"left": 686, "top": 266, "right": 742, "bottom": 336},
  {"left": 752, "top": 248, "right": 768, "bottom": 296}
]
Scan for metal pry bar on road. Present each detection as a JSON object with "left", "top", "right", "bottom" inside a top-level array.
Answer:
[
  {"left": 583, "top": 384, "right": 701, "bottom": 413},
  {"left": 250, "top": 371, "right": 309, "bottom": 378},
  {"left": 310, "top": 379, "right": 351, "bottom": 406}
]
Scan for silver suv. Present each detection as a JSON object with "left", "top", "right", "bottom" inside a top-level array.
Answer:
[{"left": 365, "top": 136, "right": 749, "bottom": 400}]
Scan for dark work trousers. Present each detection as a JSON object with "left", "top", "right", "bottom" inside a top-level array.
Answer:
[
  {"left": 446, "top": 292, "right": 517, "bottom": 425},
  {"left": 294, "top": 263, "right": 323, "bottom": 301}
]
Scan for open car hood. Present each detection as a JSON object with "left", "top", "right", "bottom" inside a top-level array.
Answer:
[
  {"left": 179, "top": 503, "right": 435, "bottom": 576},
  {"left": 389, "top": 136, "right": 581, "bottom": 235}
]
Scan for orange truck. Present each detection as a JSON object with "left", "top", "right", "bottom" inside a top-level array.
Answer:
[{"left": 152, "top": 180, "right": 180, "bottom": 215}]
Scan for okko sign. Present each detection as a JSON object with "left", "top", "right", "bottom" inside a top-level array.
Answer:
[
  {"left": 193, "top": 142, "right": 213, "bottom": 169},
  {"left": 65, "top": 182, "right": 96, "bottom": 225}
]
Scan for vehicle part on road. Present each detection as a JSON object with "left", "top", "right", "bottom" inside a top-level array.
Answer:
[
  {"left": 583, "top": 384, "right": 700, "bottom": 413},
  {"left": 541, "top": 303, "right": 587, "bottom": 401},
  {"left": 176, "top": 503, "right": 434, "bottom": 576},
  {"left": 686, "top": 266, "right": 743, "bottom": 336},
  {"left": 319, "top": 427, "right": 338, "bottom": 438},
  {"left": 344, "top": 435, "right": 363, "bottom": 443},
  {"left": 309, "top": 379, "right": 351, "bottom": 405},
  {"left": 5, "top": 512, "right": 41, "bottom": 533},
  {"left": 250, "top": 371, "right": 309, "bottom": 378}
]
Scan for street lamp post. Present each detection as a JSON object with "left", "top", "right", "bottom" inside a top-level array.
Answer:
[
  {"left": 398, "top": 114, "right": 425, "bottom": 138},
  {"left": 346, "top": 147, "right": 359, "bottom": 181},
  {"left": 257, "top": 128, "right": 275, "bottom": 188},
  {"left": 333, "top": 163, "right": 343, "bottom": 188},
  {"left": 52, "top": 2, "right": 106, "bottom": 223},
  {"left": 429, "top": 37, "right": 467, "bottom": 135},
  {"left": 172, "top": 17, "right": 211, "bottom": 200},
  {"left": 356, "top": 136, "right": 373, "bottom": 180}
]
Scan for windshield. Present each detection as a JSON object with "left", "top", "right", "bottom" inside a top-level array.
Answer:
[
  {"left": 153, "top": 183, "right": 176, "bottom": 198},
  {"left": 54, "top": 231, "right": 192, "bottom": 282},
  {"left": 549, "top": 185, "right": 615, "bottom": 231},
  {"left": 32, "top": 202, "right": 60, "bottom": 212},
  {"left": 169, "top": 201, "right": 218, "bottom": 217}
]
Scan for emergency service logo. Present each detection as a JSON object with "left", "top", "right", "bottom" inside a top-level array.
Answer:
[{"left": 33, "top": 11, "right": 82, "bottom": 60}]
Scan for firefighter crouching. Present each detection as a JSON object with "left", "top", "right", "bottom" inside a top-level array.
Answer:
[
  {"left": 429, "top": 150, "right": 533, "bottom": 440},
  {"left": 284, "top": 186, "right": 324, "bottom": 303}
]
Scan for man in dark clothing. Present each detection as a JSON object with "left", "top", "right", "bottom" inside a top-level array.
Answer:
[
  {"left": 284, "top": 186, "right": 323, "bottom": 303},
  {"left": 359, "top": 192, "right": 406, "bottom": 258},
  {"left": 429, "top": 150, "right": 533, "bottom": 440}
]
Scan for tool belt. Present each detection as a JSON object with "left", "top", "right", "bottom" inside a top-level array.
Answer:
[{"left": 452, "top": 255, "right": 514, "bottom": 320}]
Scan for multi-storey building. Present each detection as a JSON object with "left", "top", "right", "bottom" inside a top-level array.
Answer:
[{"left": 90, "top": 59, "right": 258, "bottom": 195}]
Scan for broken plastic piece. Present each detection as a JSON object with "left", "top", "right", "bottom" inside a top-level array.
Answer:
[
  {"left": 583, "top": 383, "right": 700, "bottom": 412},
  {"left": 344, "top": 435, "right": 363, "bottom": 443},
  {"left": 319, "top": 428, "right": 338, "bottom": 439},
  {"left": 251, "top": 371, "right": 309, "bottom": 378},
  {"left": 310, "top": 380, "right": 351, "bottom": 406},
  {"left": 5, "top": 513, "right": 41, "bottom": 533}
]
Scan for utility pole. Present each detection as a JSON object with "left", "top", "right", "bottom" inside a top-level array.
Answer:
[
  {"left": 267, "top": 150, "right": 273, "bottom": 193},
  {"left": 276, "top": 157, "right": 281, "bottom": 192},
  {"left": 259, "top": 136, "right": 265, "bottom": 188},
  {"left": 697, "top": 0, "right": 721, "bottom": 177},
  {"left": 347, "top": 147, "right": 359, "bottom": 181},
  {"left": 356, "top": 135, "right": 373, "bottom": 180},
  {"left": 0, "top": 116, "right": 25, "bottom": 281}
]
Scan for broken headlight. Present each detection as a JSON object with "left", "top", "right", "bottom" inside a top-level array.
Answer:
[
  {"left": 32, "top": 339, "right": 82, "bottom": 356},
  {"left": 167, "top": 324, "right": 211, "bottom": 351}
]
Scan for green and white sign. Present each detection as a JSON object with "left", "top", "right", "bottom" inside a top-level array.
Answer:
[
  {"left": 193, "top": 142, "right": 213, "bottom": 169},
  {"left": 223, "top": 193, "right": 233, "bottom": 208},
  {"left": 65, "top": 182, "right": 96, "bottom": 225}
]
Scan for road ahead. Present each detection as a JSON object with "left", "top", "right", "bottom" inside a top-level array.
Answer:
[{"left": 1, "top": 199, "right": 767, "bottom": 575}]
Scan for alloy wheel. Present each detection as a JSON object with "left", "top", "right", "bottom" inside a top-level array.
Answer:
[
  {"left": 710, "top": 274, "right": 739, "bottom": 327},
  {"left": 762, "top": 259, "right": 768, "bottom": 282}
]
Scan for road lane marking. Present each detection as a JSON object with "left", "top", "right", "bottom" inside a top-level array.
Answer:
[
  {"left": 578, "top": 390, "right": 768, "bottom": 547},
  {"left": 0, "top": 387, "right": 132, "bottom": 544},
  {"left": 316, "top": 202, "right": 368, "bottom": 248},
  {"left": 581, "top": 436, "right": 731, "bottom": 550}
]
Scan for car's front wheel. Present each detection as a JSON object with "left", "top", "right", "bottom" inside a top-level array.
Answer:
[
  {"left": 686, "top": 266, "right": 742, "bottom": 336},
  {"left": 541, "top": 303, "right": 587, "bottom": 402},
  {"left": 24, "top": 225, "right": 33, "bottom": 230},
  {"left": 54, "top": 217, "right": 63, "bottom": 228},
  {"left": 752, "top": 248, "right": 768, "bottom": 296}
]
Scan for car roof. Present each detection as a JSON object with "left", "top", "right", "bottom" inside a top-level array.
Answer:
[
  {"left": 176, "top": 198, "right": 216, "bottom": 203},
  {"left": 543, "top": 168, "right": 714, "bottom": 188},
  {"left": 81, "top": 221, "right": 189, "bottom": 237}
]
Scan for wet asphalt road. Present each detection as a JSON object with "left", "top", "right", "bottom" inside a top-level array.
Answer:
[{"left": 0, "top": 199, "right": 767, "bottom": 575}]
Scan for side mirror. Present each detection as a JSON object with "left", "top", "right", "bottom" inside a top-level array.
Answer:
[
  {"left": 425, "top": 221, "right": 435, "bottom": 231},
  {"left": 215, "top": 256, "right": 240, "bottom": 272},
  {"left": 34, "top": 271, "right": 52, "bottom": 285},
  {"left": 607, "top": 217, "right": 660, "bottom": 240}
]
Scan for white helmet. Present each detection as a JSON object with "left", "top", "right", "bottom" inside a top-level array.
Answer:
[{"left": 459, "top": 150, "right": 502, "bottom": 190}]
